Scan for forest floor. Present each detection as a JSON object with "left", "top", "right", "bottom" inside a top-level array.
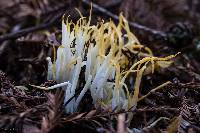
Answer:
[{"left": 0, "top": 0, "right": 200, "bottom": 133}]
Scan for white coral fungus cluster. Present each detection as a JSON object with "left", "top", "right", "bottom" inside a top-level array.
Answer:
[{"left": 47, "top": 12, "right": 177, "bottom": 113}]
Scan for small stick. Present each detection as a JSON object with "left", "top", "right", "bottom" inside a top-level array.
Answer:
[
  {"left": 62, "top": 107, "right": 179, "bottom": 123},
  {"left": 82, "top": 0, "right": 167, "bottom": 39},
  {"left": 138, "top": 81, "right": 172, "bottom": 102},
  {"left": 30, "top": 81, "right": 71, "bottom": 90},
  {"left": 0, "top": 12, "right": 62, "bottom": 43}
]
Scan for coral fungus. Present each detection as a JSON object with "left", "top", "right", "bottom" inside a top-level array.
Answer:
[{"left": 46, "top": 12, "right": 177, "bottom": 113}]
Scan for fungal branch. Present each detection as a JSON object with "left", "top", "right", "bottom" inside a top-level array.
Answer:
[{"left": 45, "top": 11, "right": 178, "bottom": 113}]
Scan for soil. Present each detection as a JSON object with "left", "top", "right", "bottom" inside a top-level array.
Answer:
[{"left": 0, "top": 0, "right": 200, "bottom": 133}]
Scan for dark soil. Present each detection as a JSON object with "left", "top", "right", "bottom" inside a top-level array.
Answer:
[{"left": 0, "top": 0, "right": 200, "bottom": 133}]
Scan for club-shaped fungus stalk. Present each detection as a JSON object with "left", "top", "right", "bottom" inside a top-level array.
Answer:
[{"left": 46, "top": 11, "right": 178, "bottom": 113}]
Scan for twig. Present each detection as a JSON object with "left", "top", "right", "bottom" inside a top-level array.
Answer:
[
  {"left": 145, "top": 117, "right": 169, "bottom": 129},
  {"left": 0, "top": 1, "right": 167, "bottom": 43},
  {"left": 62, "top": 107, "right": 179, "bottom": 123},
  {"left": 82, "top": 0, "right": 167, "bottom": 39},
  {"left": 0, "top": 12, "right": 62, "bottom": 43},
  {"left": 136, "top": 107, "right": 178, "bottom": 113},
  {"left": 138, "top": 81, "right": 172, "bottom": 102},
  {"left": 63, "top": 88, "right": 83, "bottom": 107}
]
